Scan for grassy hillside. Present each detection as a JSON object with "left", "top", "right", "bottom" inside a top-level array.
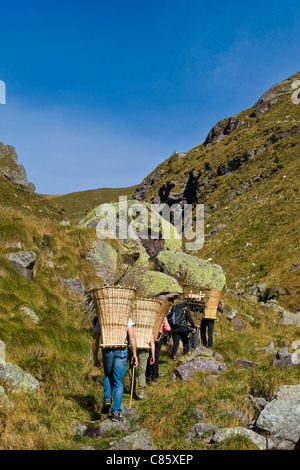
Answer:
[
  {"left": 132, "top": 71, "right": 300, "bottom": 312},
  {"left": 0, "top": 176, "right": 104, "bottom": 449},
  {"left": 44, "top": 185, "right": 138, "bottom": 224},
  {"left": 0, "top": 72, "right": 299, "bottom": 451}
]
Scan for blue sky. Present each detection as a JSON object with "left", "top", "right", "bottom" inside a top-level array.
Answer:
[{"left": 0, "top": 0, "right": 300, "bottom": 194}]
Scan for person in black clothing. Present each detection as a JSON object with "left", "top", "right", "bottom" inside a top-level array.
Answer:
[
  {"left": 168, "top": 302, "right": 196, "bottom": 360},
  {"left": 200, "top": 302, "right": 223, "bottom": 348},
  {"left": 188, "top": 304, "right": 205, "bottom": 350}
]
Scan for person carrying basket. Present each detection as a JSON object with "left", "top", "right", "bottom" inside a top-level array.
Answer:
[
  {"left": 167, "top": 301, "right": 196, "bottom": 360},
  {"left": 93, "top": 317, "right": 138, "bottom": 422}
]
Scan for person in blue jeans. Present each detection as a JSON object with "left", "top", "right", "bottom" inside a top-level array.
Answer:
[{"left": 93, "top": 317, "right": 138, "bottom": 422}]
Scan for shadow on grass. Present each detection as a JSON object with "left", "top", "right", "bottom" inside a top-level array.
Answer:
[{"left": 67, "top": 394, "right": 101, "bottom": 420}]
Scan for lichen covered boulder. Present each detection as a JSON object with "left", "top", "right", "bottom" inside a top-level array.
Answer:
[
  {"left": 0, "top": 363, "right": 40, "bottom": 393},
  {"left": 155, "top": 250, "right": 226, "bottom": 290},
  {"left": 211, "top": 427, "right": 273, "bottom": 450},
  {"left": 255, "top": 384, "right": 300, "bottom": 450},
  {"left": 85, "top": 240, "right": 118, "bottom": 283},
  {"left": 121, "top": 238, "right": 150, "bottom": 267},
  {"left": 139, "top": 270, "right": 182, "bottom": 297},
  {"left": 79, "top": 199, "right": 182, "bottom": 255},
  {"left": 122, "top": 268, "right": 182, "bottom": 298}
]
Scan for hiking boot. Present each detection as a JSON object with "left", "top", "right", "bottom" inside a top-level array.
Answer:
[
  {"left": 101, "top": 397, "right": 112, "bottom": 415},
  {"left": 137, "top": 390, "right": 148, "bottom": 400},
  {"left": 111, "top": 411, "right": 123, "bottom": 422}
]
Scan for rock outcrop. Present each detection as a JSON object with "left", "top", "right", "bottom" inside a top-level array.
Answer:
[
  {"left": 155, "top": 250, "right": 226, "bottom": 290},
  {"left": 0, "top": 142, "right": 35, "bottom": 190},
  {"left": 175, "top": 357, "right": 227, "bottom": 381},
  {"left": 204, "top": 115, "right": 243, "bottom": 145},
  {"left": 255, "top": 384, "right": 300, "bottom": 450},
  {"left": 62, "top": 278, "right": 85, "bottom": 295},
  {"left": 250, "top": 76, "right": 296, "bottom": 117},
  {"left": 0, "top": 362, "right": 40, "bottom": 393},
  {"left": 8, "top": 251, "right": 37, "bottom": 279},
  {"left": 211, "top": 427, "right": 274, "bottom": 450}
]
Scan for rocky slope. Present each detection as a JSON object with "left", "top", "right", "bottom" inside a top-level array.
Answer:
[
  {"left": 0, "top": 143, "right": 35, "bottom": 190},
  {"left": 0, "top": 72, "right": 300, "bottom": 451},
  {"left": 131, "top": 71, "right": 300, "bottom": 312}
]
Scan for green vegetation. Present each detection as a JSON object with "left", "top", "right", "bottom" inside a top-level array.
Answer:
[
  {"left": 0, "top": 177, "right": 102, "bottom": 449},
  {"left": 0, "top": 72, "right": 300, "bottom": 450},
  {"left": 44, "top": 185, "right": 138, "bottom": 224},
  {"left": 134, "top": 71, "right": 300, "bottom": 312}
]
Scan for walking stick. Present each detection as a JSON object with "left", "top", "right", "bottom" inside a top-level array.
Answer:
[{"left": 129, "top": 364, "right": 136, "bottom": 410}]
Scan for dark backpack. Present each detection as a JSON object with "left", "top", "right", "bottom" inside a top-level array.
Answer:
[{"left": 170, "top": 304, "right": 187, "bottom": 328}]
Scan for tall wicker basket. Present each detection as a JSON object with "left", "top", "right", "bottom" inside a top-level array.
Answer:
[
  {"left": 204, "top": 289, "right": 222, "bottom": 319},
  {"left": 182, "top": 284, "right": 221, "bottom": 320},
  {"left": 152, "top": 299, "right": 172, "bottom": 341},
  {"left": 131, "top": 297, "right": 164, "bottom": 349},
  {"left": 91, "top": 285, "right": 136, "bottom": 348}
]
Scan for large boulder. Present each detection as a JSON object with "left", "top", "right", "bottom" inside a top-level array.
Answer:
[
  {"left": 155, "top": 250, "right": 226, "bottom": 290},
  {"left": 255, "top": 384, "right": 300, "bottom": 450},
  {"left": 0, "top": 363, "right": 40, "bottom": 393},
  {"left": 0, "top": 142, "right": 35, "bottom": 189},
  {"left": 139, "top": 270, "right": 182, "bottom": 297},
  {"left": 85, "top": 240, "right": 118, "bottom": 284},
  {"left": 79, "top": 199, "right": 182, "bottom": 256},
  {"left": 121, "top": 268, "right": 182, "bottom": 298}
]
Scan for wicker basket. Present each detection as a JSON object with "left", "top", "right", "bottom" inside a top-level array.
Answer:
[
  {"left": 204, "top": 289, "right": 222, "bottom": 319},
  {"left": 131, "top": 297, "right": 164, "bottom": 349},
  {"left": 182, "top": 284, "right": 221, "bottom": 319},
  {"left": 91, "top": 285, "right": 136, "bottom": 348},
  {"left": 152, "top": 299, "right": 172, "bottom": 341}
]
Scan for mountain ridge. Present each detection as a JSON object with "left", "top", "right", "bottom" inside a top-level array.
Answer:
[
  {"left": 1, "top": 73, "right": 299, "bottom": 313},
  {"left": 126, "top": 71, "right": 300, "bottom": 312},
  {"left": 0, "top": 71, "right": 300, "bottom": 451},
  {"left": 7, "top": 70, "right": 297, "bottom": 311}
]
